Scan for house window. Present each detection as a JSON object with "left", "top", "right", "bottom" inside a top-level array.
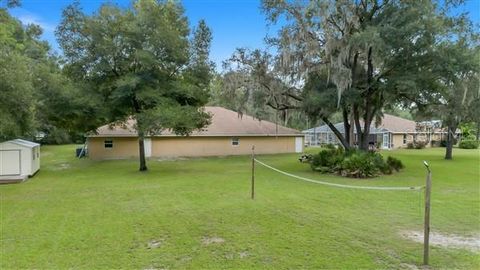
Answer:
[
  {"left": 231, "top": 137, "right": 239, "bottom": 146},
  {"left": 403, "top": 134, "right": 407, "bottom": 144},
  {"left": 104, "top": 140, "right": 113, "bottom": 148},
  {"left": 33, "top": 149, "right": 35, "bottom": 160}
]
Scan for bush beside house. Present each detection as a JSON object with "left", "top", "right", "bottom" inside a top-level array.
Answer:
[
  {"left": 406, "top": 141, "right": 427, "bottom": 149},
  {"left": 459, "top": 140, "right": 479, "bottom": 149}
]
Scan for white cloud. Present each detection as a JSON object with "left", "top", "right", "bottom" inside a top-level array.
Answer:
[
  {"left": 11, "top": 8, "right": 56, "bottom": 33},
  {"left": 9, "top": 8, "right": 60, "bottom": 53}
]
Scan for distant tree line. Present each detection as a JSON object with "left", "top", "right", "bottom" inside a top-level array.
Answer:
[
  {"left": 0, "top": 0, "right": 478, "bottom": 165},
  {"left": 1, "top": 0, "right": 214, "bottom": 171},
  {"left": 0, "top": 1, "right": 102, "bottom": 144}
]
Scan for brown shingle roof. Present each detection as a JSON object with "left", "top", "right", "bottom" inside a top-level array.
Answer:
[
  {"left": 378, "top": 114, "right": 417, "bottom": 133},
  {"left": 89, "top": 106, "right": 302, "bottom": 137},
  {"left": 303, "top": 113, "right": 417, "bottom": 134}
]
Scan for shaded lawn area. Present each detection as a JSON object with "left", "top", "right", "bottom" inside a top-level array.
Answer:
[{"left": 1, "top": 145, "right": 479, "bottom": 269}]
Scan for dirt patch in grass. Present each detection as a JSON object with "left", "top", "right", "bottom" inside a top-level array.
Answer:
[
  {"left": 401, "top": 230, "right": 480, "bottom": 252},
  {"left": 147, "top": 239, "right": 164, "bottom": 249},
  {"left": 51, "top": 163, "right": 70, "bottom": 171},
  {"left": 201, "top": 236, "right": 225, "bottom": 245},
  {"left": 239, "top": 251, "right": 249, "bottom": 258},
  {"left": 398, "top": 263, "right": 419, "bottom": 270}
]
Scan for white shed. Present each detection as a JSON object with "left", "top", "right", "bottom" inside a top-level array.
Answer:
[{"left": 0, "top": 139, "right": 40, "bottom": 179}]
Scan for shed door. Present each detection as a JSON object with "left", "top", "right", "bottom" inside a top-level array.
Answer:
[
  {"left": 295, "top": 137, "right": 303, "bottom": 153},
  {"left": 0, "top": 150, "right": 21, "bottom": 176}
]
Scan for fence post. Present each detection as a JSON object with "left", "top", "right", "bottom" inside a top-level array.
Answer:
[
  {"left": 423, "top": 161, "right": 432, "bottom": 265},
  {"left": 251, "top": 145, "right": 255, "bottom": 200}
]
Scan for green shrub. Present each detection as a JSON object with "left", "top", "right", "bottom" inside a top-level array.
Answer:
[
  {"left": 414, "top": 141, "right": 426, "bottom": 149},
  {"left": 310, "top": 146, "right": 344, "bottom": 172},
  {"left": 430, "top": 140, "right": 440, "bottom": 147},
  {"left": 320, "top": 143, "right": 337, "bottom": 149},
  {"left": 309, "top": 148, "right": 404, "bottom": 178},
  {"left": 339, "top": 151, "right": 381, "bottom": 178},
  {"left": 386, "top": 156, "right": 404, "bottom": 172},
  {"left": 407, "top": 141, "right": 426, "bottom": 149},
  {"left": 370, "top": 151, "right": 393, "bottom": 175},
  {"left": 440, "top": 138, "right": 458, "bottom": 147},
  {"left": 459, "top": 140, "right": 479, "bottom": 149},
  {"left": 344, "top": 148, "right": 361, "bottom": 156}
]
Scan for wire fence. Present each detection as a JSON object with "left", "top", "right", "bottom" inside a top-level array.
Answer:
[{"left": 254, "top": 158, "right": 424, "bottom": 191}]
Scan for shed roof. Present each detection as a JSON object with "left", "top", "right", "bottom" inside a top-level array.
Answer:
[
  {"left": 89, "top": 106, "right": 302, "bottom": 137},
  {"left": 1, "top": 139, "right": 40, "bottom": 148}
]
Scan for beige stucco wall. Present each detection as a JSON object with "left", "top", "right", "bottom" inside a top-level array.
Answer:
[
  {"left": 391, "top": 133, "right": 442, "bottom": 149},
  {"left": 392, "top": 134, "right": 405, "bottom": 149},
  {"left": 88, "top": 137, "right": 139, "bottom": 160},
  {"left": 88, "top": 136, "right": 303, "bottom": 160},
  {"left": 152, "top": 136, "right": 299, "bottom": 157}
]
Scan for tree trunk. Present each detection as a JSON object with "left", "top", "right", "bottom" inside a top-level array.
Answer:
[
  {"left": 323, "top": 117, "right": 350, "bottom": 150},
  {"left": 131, "top": 98, "right": 147, "bottom": 171},
  {"left": 360, "top": 122, "right": 371, "bottom": 151},
  {"left": 138, "top": 130, "right": 148, "bottom": 171},
  {"left": 444, "top": 125, "right": 457, "bottom": 160},
  {"left": 353, "top": 105, "right": 362, "bottom": 149},
  {"left": 358, "top": 46, "right": 374, "bottom": 152},
  {"left": 349, "top": 113, "right": 354, "bottom": 146},
  {"left": 342, "top": 108, "right": 351, "bottom": 146},
  {"left": 360, "top": 109, "right": 375, "bottom": 151}
]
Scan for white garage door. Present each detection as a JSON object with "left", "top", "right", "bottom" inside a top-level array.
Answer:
[{"left": 0, "top": 150, "right": 21, "bottom": 176}]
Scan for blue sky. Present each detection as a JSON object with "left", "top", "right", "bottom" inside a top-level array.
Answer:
[{"left": 9, "top": 0, "right": 480, "bottom": 70}]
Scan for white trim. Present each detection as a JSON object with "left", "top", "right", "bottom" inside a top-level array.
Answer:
[
  {"left": 382, "top": 133, "right": 390, "bottom": 149},
  {"left": 231, "top": 137, "right": 240, "bottom": 147},
  {"left": 104, "top": 139, "right": 113, "bottom": 149},
  {"left": 144, "top": 138, "right": 152, "bottom": 157},
  {"left": 295, "top": 137, "right": 303, "bottom": 153}
]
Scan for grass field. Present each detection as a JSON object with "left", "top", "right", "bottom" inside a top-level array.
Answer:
[{"left": 1, "top": 145, "right": 479, "bottom": 269}]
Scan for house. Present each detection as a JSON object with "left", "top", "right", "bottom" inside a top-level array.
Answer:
[
  {"left": 415, "top": 120, "right": 451, "bottom": 143},
  {"left": 302, "top": 114, "right": 454, "bottom": 149},
  {"left": 87, "top": 106, "right": 304, "bottom": 160},
  {"left": 0, "top": 139, "right": 40, "bottom": 183}
]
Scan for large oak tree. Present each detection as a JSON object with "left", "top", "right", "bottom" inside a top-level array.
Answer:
[
  {"left": 57, "top": 0, "right": 213, "bottom": 171},
  {"left": 223, "top": 0, "right": 477, "bottom": 152}
]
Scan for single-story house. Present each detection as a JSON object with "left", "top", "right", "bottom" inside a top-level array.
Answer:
[
  {"left": 302, "top": 114, "right": 457, "bottom": 149},
  {"left": 0, "top": 139, "right": 40, "bottom": 182},
  {"left": 87, "top": 106, "right": 304, "bottom": 160}
]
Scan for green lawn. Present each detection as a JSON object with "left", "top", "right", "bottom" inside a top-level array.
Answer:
[{"left": 1, "top": 145, "right": 479, "bottom": 269}]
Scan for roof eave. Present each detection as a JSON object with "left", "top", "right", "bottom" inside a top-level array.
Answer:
[{"left": 87, "top": 133, "right": 304, "bottom": 138}]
